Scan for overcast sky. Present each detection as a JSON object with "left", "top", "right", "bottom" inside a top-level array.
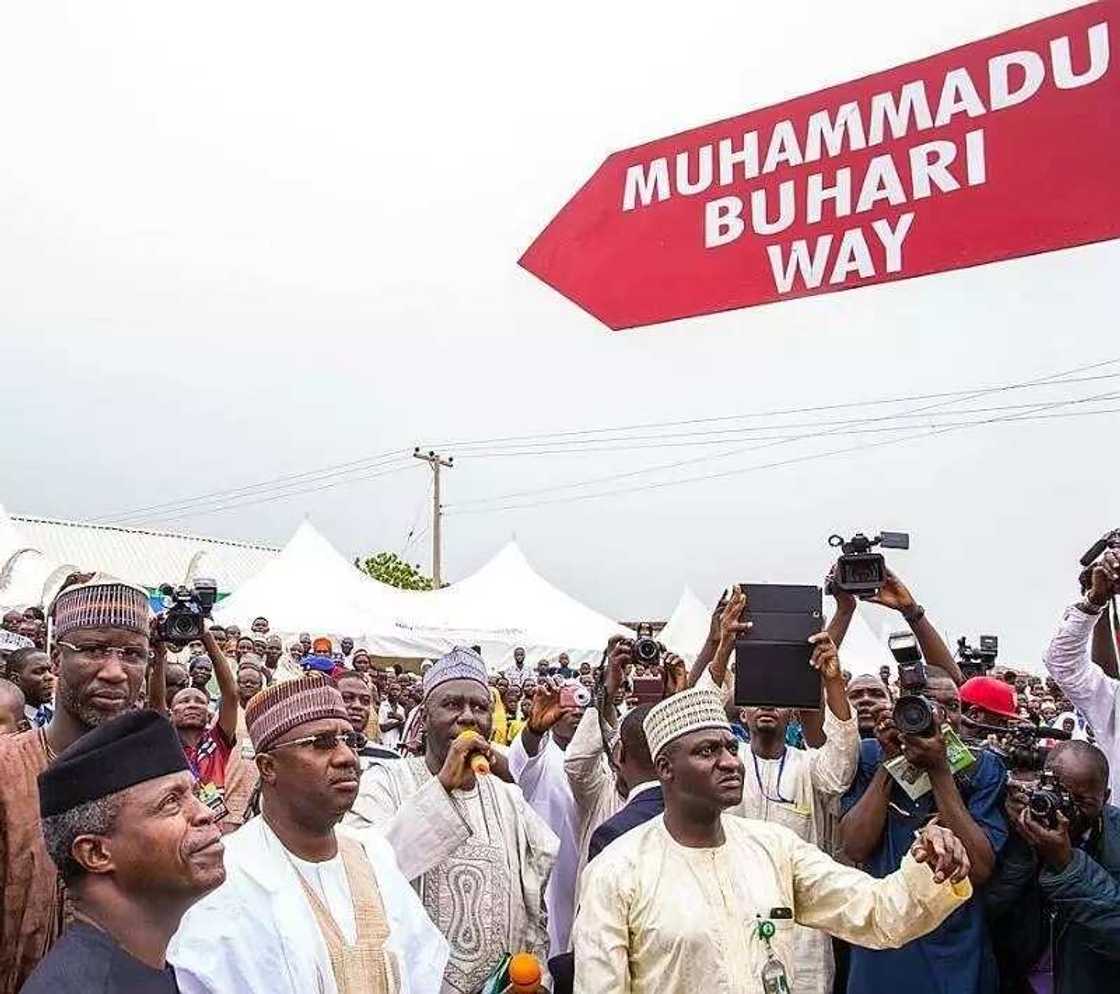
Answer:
[{"left": 2, "top": 0, "right": 1115, "bottom": 666}]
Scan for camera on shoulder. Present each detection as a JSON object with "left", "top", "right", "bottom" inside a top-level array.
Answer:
[
  {"left": 827, "top": 530, "right": 909, "bottom": 596},
  {"left": 157, "top": 578, "right": 218, "bottom": 647}
]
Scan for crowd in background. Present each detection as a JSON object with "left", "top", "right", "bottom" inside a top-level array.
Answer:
[{"left": 0, "top": 544, "right": 1117, "bottom": 994}]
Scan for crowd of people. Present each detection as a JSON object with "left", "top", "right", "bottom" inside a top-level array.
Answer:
[{"left": 0, "top": 545, "right": 1117, "bottom": 994}]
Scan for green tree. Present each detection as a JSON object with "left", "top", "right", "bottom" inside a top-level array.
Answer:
[{"left": 355, "top": 552, "right": 434, "bottom": 591}]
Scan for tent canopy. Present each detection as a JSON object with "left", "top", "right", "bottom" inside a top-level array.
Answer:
[{"left": 216, "top": 523, "right": 628, "bottom": 669}]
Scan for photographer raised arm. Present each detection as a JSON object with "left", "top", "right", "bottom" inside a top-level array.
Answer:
[
  {"left": 840, "top": 677, "right": 1001, "bottom": 886},
  {"left": 202, "top": 624, "right": 238, "bottom": 743},
  {"left": 1044, "top": 549, "right": 1120, "bottom": 800},
  {"left": 863, "top": 569, "right": 964, "bottom": 685}
]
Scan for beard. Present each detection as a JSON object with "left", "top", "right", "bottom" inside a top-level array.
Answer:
[{"left": 57, "top": 679, "right": 133, "bottom": 728}]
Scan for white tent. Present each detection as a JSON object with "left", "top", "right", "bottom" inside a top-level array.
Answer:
[
  {"left": 657, "top": 587, "right": 712, "bottom": 663},
  {"left": 213, "top": 521, "right": 407, "bottom": 644},
  {"left": 382, "top": 542, "right": 630, "bottom": 669},
  {"left": 217, "top": 525, "right": 628, "bottom": 669}
]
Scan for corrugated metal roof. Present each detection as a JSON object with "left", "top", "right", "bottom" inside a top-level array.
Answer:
[{"left": 9, "top": 515, "right": 279, "bottom": 593}]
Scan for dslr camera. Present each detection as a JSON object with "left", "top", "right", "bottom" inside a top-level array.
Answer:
[
  {"left": 888, "top": 631, "right": 939, "bottom": 737},
  {"left": 827, "top": 531, "right": 910, "bottom": 596},
  {"left": 1027, "top": 770, "right": 1079, "bottom": 829},
  {"left": 631, "top": 622, "right": 663, "bottom": 666},
  {"left": 957, "top": 635, "right": 999, "bottom": 678},
  {"left": 157, "top": 578, "right": 219, "bottom": 646}
]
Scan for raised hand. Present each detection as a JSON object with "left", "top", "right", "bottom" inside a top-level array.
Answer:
[
  {"left": 912, "top": 820, "right": 970, "bottom": 884},
  {"left": 862, "top": 569, "right": 917, "bottom": 614}
]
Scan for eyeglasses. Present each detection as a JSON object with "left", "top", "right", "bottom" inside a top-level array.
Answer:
[
  {"left": 56, "top": 641, "right": 148, "bottom": 665},
  {"left": 265, "top": 731, "right": 361, "bottom": 754}
]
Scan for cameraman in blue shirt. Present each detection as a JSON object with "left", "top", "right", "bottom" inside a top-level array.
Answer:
[{"left": 840, "top": 670, "right": 1008, "bottom": 994}]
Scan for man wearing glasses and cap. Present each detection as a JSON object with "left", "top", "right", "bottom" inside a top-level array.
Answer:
[
  {"left": 169, "top": 674, "right": 448, "bottom": 994},
  {"left": 0, "top": 572, "right": 158, "bottom": 994}
]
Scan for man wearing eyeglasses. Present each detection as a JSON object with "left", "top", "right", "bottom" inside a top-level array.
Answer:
[
  {"left": 169, "top": 674, "right": 449, "bottom": 994},
  {"left": 0, "top": 571, "right": 155, "bottom": 994}
]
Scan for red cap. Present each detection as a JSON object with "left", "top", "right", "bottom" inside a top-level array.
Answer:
[{"left": 960, "top": 676, "right": 1019, "bottom": 720}]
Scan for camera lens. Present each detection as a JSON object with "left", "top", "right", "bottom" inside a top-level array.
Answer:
[
  {"left": 169, "top": 613, "right": 198, "bottom": 641},
  {"left": 893, "top": 695, "right": 936, "bottom": 737},
  {"left": 633, "top": 637, "right": 660, "bottom": 664}
]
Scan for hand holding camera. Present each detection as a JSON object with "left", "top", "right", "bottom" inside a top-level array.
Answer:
[
  {"left": 1085, "top": 548, "right": 1119, "bottom": 609},
  {"left": 872, "top": 703, "right": 903, "bottom": 760},
  {"left": 527, "top": 679, "right": 573, "bottom": 736},
  {"left": 899, "top": 720, "right": 949, "bottom": 773},
  {"left": 1016, "top": 803, "right": 1073, "bottom": 871},
  {"left": 156, "top": 578, "right": 219, "bottom": 647},
  {"left": 862, "top": 569, "right": 918, "bottom": 614}
]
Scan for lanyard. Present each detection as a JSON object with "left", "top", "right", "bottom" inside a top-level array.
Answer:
[{"left": 752, "top": 750, "right": 794, "bottom": 804}]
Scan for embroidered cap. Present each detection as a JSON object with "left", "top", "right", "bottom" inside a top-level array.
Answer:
[
  {"left": 423, "top": 646, "right": 489, "bottom": 699},
  {"left": 643, "top": 688, "right": 732, "bottom": 762},
  {"left": 245, "top": 673, "right": 349, "bottom": 752},
  {"left": 50, "top": 573, "right": 151, "bottom": 641}
]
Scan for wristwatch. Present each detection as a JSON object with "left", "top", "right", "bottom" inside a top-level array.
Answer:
[
  {"left": 901, "top": 603, "right": 925, "bottom": 624},
  {"left": 1075, "top": 597, "right": 1106, "bottom": 616}
]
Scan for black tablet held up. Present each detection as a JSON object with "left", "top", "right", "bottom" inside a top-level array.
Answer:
[{"left": 733, "top": 583, "right": 823, "bottom": 709}]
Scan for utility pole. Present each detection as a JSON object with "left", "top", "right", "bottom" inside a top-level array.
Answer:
[{"left": 412, "top": 448, "right": 453, "bottom": 588}]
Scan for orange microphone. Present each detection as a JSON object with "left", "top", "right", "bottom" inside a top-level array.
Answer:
[
  {"left": 506, "top": 952, "right": 542, "bottom": 993},
  {"left": 456, "top": 729, "right": 490, "bottom": 776}
]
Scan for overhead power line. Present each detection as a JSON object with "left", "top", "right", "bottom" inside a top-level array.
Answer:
[
  {"left": 445, "top": 399, "right": 1120, "bottom": 516},
  {"left": 91, "top": 355, "right": 1120, "bottom": 526}
]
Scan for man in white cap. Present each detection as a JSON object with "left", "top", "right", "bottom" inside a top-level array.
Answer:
[
  {"left": 348, "top": 647, "right": 558, "bottom": 994},
  {"left": 0, "top": 572, "right": 156, "bottom": 994},
  {"left": 573, "top": 687, "right": 975, "bottom": 994},
  {"left": 169, "top": 674, "right": 448, "bottom": 994}
]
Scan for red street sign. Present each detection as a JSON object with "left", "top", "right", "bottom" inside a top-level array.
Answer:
[{"left": 519, "top": 2, "right": 1120, "bottom": 330}]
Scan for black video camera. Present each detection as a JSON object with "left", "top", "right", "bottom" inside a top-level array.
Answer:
[
  {"left": 827, "top": 531, "right": 909, "bottom": 596},
  {"left": 888, "top": 631, "right": 939, "bottom": 737},
  {"left": 957, "top": 635, "right": 999, "bottom": 678},
  {"left": 1080, "top": 528, "right": 1120, "bottom": 567},
  {"left": 1027, "top": 770, "right": 1079, "bottom": 829},
  {"left": 157, "top": 578, "right": 218, "bottom": 647},
  {"left": 964, "top": 717, "right": 1070, "bottom": 772},
  {"left": 631, "top": 622, "right": 663, "bottom": 666}
]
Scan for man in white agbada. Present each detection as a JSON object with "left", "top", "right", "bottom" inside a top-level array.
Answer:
[
  {"left": 692, "top": 587, "right": 860, "bottom": 994},
  {"left": 169, "top": 675, "right": 448, "bottom": 994},
  {"left": 572, "top": 687, "right": 975, "bottom": 994},
  {"left": 506, "top": 678, "right": 589, "bottom": 957},
  {"left": 346, "top": 647, "right": 558, "bottom": 994}
]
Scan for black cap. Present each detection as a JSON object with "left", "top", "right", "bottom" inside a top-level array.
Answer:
[{"left": 38, "top": 710, "right": 189, "bottom": 818}]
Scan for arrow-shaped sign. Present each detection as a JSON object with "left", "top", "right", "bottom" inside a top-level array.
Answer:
[{"left": 520, "top": 2, "right": 1120, "bottom": 330}]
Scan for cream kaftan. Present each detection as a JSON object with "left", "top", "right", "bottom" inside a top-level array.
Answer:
[{"left": 572, "top": 815, "right": 970, "bottom": 994}]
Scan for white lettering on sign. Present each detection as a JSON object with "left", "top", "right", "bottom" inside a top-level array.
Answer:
[
  {"left": 766, "top": 211, "right": 915, "bottom": 293},
  {"left": 702, "top": 129, "right": 985, "bottom": 248},
  {"left": 614, "top": 19, "right": 1111, "bottom": 299}
]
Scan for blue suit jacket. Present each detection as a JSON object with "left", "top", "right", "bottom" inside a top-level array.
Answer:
[{"left": 588, "top": 784, "right": 665, "bottom": 863}]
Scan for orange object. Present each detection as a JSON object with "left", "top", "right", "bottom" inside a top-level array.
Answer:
[
  {"left": 508, "top": 952, "right": 541, "bottom": 992},
  {"left": 456, "top": 730, "right": 490, "bottom": 776}
]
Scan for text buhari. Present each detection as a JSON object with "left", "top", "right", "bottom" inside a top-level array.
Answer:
[{"left": 619, "top": 21, "right": 1109, "bottom": 295}]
